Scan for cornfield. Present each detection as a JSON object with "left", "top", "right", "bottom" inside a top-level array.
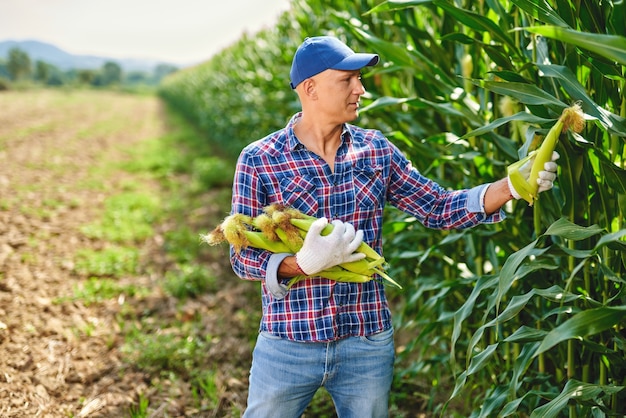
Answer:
[{"left": 159, "top": 0, "right": 626, "bottom": 416}]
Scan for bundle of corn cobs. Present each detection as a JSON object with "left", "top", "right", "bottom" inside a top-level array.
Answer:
[{"left": 201, "top": 204, "right": 401, "bottom": 289}]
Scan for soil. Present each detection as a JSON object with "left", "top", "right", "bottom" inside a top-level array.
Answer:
[{"left": 0, "top": 90, "right": 257, "bottom": 417}]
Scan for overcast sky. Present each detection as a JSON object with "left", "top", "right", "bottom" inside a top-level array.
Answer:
[{"left": 0, "top": 0, "right": 292, "bottom": 66}]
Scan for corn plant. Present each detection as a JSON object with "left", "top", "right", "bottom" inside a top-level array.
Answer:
[
  {"left": 158, "top": 0, "right": 626, "bottom": 415},
  {"left": 351, "top": 0, "right": 626, "bottom": 416}
]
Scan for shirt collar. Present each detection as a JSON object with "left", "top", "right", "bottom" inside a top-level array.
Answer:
[
  {"left": 286, "top": 112, "right": 304, "bottom": 151},
  {"left": 285, "top": 112, "right": 354, "bottom": 151}
]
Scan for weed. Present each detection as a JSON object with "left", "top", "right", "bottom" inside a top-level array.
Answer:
[
  {"left": 122, "top": 326, "right": 207, "bottom": 376},
  {"left": 80, "top": 192, "right": 159, "bottom": 243},
  {"left": 163, "top": 226, "right": 201, "bottom": 263},
  {"left": 191, "top": 370, "right": 220, "bottom": 410},
  {"left": 74, "top": 245, "right": 139, "bottom": 277},
  {"left": 42, "top": 198, "right": 64, "bottom": 209},
  {"left": 63, "top": 277, "right": 146, "bottom": 306},
  {"left": 190, "top": 156, "right": 234, "bottom": 191},
  {"left": 0, "top": 198, "right": 11, "bottom": 210},
  {"left": 163, "top": 263, "right": 216, "bottom": 299},
  {"left": 122, "top": 136, "right": 185, "bottom": 178},
  {"left": 77, "top": 322, "right": 96, "bottom": 337},
  {"left": 128, "top": 394, "right": 149, "bottom": 418}
]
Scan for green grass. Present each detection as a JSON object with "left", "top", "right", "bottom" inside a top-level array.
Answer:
[
  {"left": 80, "top": 191, "right": 159, "bottom": 243},
  {"left": 121, "top": 321, "right": 211, "bottom": 376},
  {"left": 163, "top": 263, "right": 216, "bottom": 299},
  {"left": 192, "top": 370, "right": 220, "bottom": 408},
  {"left": 74, "top": 245, "right": 139, "bottom": 277},
  {"left": 162, "top": 226, "right": 202, "bottom": 263},
  {"left": 128, "top": 394, "right": 150, "bottom": 418},
  {"left": 189, "top": 156, "right": 234, "bottom": 191},
  {"left": 65, "top": 277, "right": 147, "bottom": 306}
]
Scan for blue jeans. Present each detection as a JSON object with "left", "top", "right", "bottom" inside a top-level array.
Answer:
[{"left": 243, "top": 327, "right": 395, "bottom": 418}]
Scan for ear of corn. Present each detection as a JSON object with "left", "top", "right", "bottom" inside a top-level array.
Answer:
[
  {"left": 201, "top": 204, "right": 401, "bottom": 289},
  {"left": 289, "top": 217, "right": 383, "bottom": 261},
  {"left": 507, "top": 153, "right": 536, "bottom": 205},
  {"left": 508, "top": 103, "right": 585, "bottom": 206}
]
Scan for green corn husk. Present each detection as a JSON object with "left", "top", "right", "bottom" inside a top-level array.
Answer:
[
  {"left": 508, "top": 103, "right": 585, "bottom": 205},
  {"left": 201, "top": 204, "right": 401, "bottom": 288}
]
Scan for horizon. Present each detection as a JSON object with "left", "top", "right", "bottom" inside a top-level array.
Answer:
[
  {"left": 0, "top": 38, "right": 178, "bottom": 66},
  {"left": 0, "top": 0, "right": 292, "bottom": 66}
]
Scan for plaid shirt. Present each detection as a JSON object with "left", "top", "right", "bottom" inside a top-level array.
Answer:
[{"left": 230, "top": 112, "right": 504, "bottom": 342}]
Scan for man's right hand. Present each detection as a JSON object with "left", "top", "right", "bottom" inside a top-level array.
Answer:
[{"left": 295, "top": 217, "right": 365, "bottom": 275}]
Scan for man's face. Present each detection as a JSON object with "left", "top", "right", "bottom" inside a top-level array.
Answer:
[{"left": 310, "top": 69, "right": 366, "bottom": 123}]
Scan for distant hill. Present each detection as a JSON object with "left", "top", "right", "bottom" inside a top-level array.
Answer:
[{"left": 0, "top": 39, "right": 177, "bottom": 72}]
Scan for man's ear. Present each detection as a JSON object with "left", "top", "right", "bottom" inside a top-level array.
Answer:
[{"left": 301, "top": 78, "right": 317, "bottom": 99}]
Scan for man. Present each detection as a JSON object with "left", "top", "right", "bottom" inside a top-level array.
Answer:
[{"left": 230, "top": 36, "right": 558, "bottom": 417}]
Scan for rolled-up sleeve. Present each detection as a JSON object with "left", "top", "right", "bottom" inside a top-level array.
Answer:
[{"left": 387, "top": 141, "right": 504, "bottom": 228}]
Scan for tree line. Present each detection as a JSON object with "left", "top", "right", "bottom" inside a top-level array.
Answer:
[{"left": 0, "top": 47, "right": 178, "bottom": 90}]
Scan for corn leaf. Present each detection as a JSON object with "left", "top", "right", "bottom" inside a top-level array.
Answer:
[
  {"left": 500, "top": 394, "right": 530, "bottom": 417},
  {"left": 432, "top": 0, "right": 519, "bottom": 55},
  {"left": 598, "top": 152, "right": 626, "bottom": 193},
  {"left": 451, "top": 275, "right": 499, "bottom": 363},
  {"left": 351, "top": 27, "right": 416, "bottom": 68},
  {"left": 475, "top": 80, "right": 567, "bottom": 107},
  {"left": 525, "top": 26, "right": 626, "bottom": 66},
  {"left": 366, "top": 0, "right": 433, "bottom": 14},
  {"left": 534, "top": 306, "right": 626, "bottom": 356},
  {"left": 466, "top": 292, "right": 535, "bottom": 371},
  {"left": 488, "top": 292, "right": 536, "bottom": 326},
  {"left": 467, "top": 343, "right": 499, "bottom": 376},
  {"left": 534, "top": 285, "right": 581, "bottom": 304},
  {"left": 507, "top": 343, "right": 544, "bottom": 407},
  {"left": 475, "top": 384, "right": 509, "bottom": 418},
  {"left": 530, "top": 379, "right": 624, "bottom": 418},
  {"left": 460, "top": 112, "right": 553, "bottom": 140},
  {"left": 359, "top": 96, "right": 415, "bottom": 113},
  {"left": 509, "top": 0, "right": 569, "bottom": 27},
  {"left": 361, "top": 96, "right": 478, "bottom": 122},
  {"left": 537, "top": 64, "right": 626, "bottom": 135},
  {"left": 599, "top": 263, "right": 626, "bottom": 286},
  {"left": 495, "top": 239, "right": 547, "bottom": 313},
  {"left": 351, "top": 26, "right": 458, "bottom": 88},
  {"left": 558, "top": 141, "right": 582, "bottom": 218},
  {"left": 503, "top": 325, "right": 547, "bottom": 343},
  {"left": 416, "top": 99, "right": 478, "bottom": 121},
  {"left": 542, "top": 217, "right": 604, "bottom": 240},
  {"left": 595, "top": 229, "right": 626, "bottom": 252},
  {"left": 450, "top": 370, "right": 468, "bottom": 400}
]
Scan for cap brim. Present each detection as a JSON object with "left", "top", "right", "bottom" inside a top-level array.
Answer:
[{"left": 331, "top": 53, "right": 379, "bottom": 71}]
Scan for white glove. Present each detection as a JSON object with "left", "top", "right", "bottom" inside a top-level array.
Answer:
[
  {"left": 295, "top": 218, "right": 366, "bottom": 276},
  {"left": 508, "top": 151, "right": 559, "bottom": 199}
]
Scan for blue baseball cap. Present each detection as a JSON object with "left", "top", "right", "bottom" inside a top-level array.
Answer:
[{"left": 289, "top": 36, "right": 379, "bottom": 89}]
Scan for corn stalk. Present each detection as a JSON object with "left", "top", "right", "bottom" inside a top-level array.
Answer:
[{"left": 158, "top": 0, "right": 626, "bottom": 414}]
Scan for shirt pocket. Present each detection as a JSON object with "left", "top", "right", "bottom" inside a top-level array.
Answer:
[
  {"left": 352, "top": 163, "right": 385, "bottom": 210},
  {"left": 278, "top": 176, "right": 319, "bottom": 214}
]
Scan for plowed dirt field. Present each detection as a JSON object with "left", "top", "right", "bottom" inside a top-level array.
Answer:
[{"left": 0, "top": 90, "right": 255, "bottom": 417}]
